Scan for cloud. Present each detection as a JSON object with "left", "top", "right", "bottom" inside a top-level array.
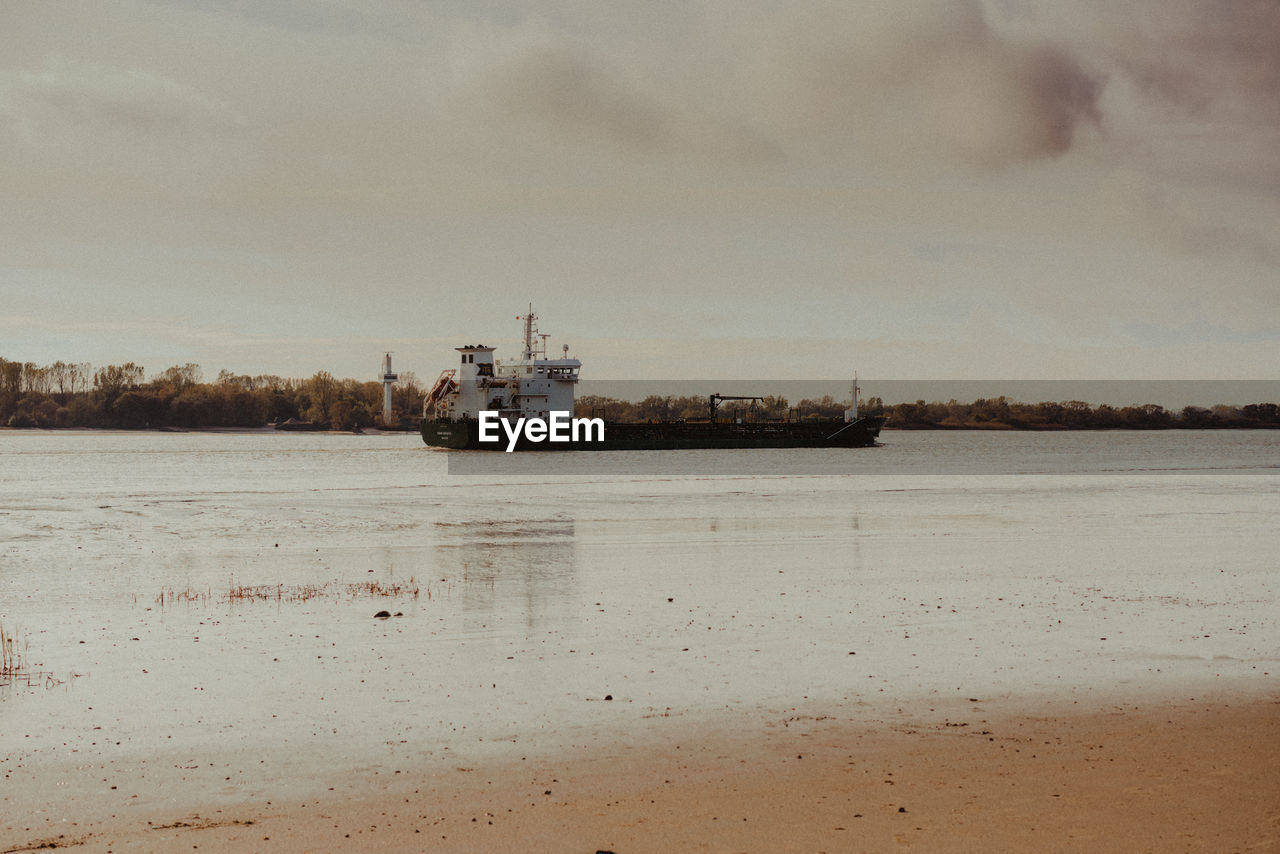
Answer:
[
  {"left": 475, "top": 40, "right": 673, "bottom": 152},
  {"left": 1029, "top": 1, "right": 1280, "bottom": 260},
  {"left": 743, "top": 0, "right": 1104, "bottom": 167},
  {"left": 0, "top": 56, "right": 236, "bottom": 145},
  {"left": 0, "top": 1, "right": 1275, "bottom": 380},
  {"left": 446, "top": 24, "right": 783, "bottom": 165},
  {"left": 1102, "top": 0, "right": 1280, "bottom": 118},
  {"left": 442, "top": 2, "right": 1103, "bottom": 170},
  {"left": 931, "top": 42, "right": 1102, "bottom": 164}
]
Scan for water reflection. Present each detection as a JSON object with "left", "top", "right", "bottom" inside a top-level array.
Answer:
[{"left": 431, "top": 518, "right": 579, "bottom": 632}]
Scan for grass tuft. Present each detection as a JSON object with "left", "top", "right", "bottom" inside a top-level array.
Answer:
[
  {"left": 1, "top": 620, "right": 23, "bottom": 678},
  {"left": 0, "top": 620, "right": 63, "bottom": 688},
  {"left": 155, "top": 576, "right": 421, "bottom": 606}
]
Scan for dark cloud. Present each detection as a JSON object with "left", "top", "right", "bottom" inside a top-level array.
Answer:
[
  {"left": 451, "top": 0, "right": 1270, "bottom": 169},
  {"left": 775, "top": 0, "right": 1104, "bottom": 166},
  {"left": 1109, "top": 0, "right": 1280, "bottom": 116},
  {"left": 447, "top": 2, "right": 1102, "bottom": 169},
  {"left": 1013, "top": 44, "right": 1103, "bottom": 157}
]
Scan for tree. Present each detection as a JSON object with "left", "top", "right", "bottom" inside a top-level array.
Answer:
[
  {"left": 112, "top": 390, "right": 165, "bottom": 427},
  {"left": 1180, "top": 406, "right": 1211, "bottom": 428},
  {"left": 634, "top": 395, "right": 674, "bottom": 422},
  {"left": 94, "top": 363, "right": 145, "bottom": 398},
  {"left": 22, "top": 362, "right": 51, "bottom": 395},
  {"left": 0, "top": 358, "right": 20, "bottom": 397},
  {"left": 304, "top": 371, "right": 337, "bottom": 424},
  {"left": 0, "top": 358, "right": 20, "bottom": 418},
  {"left": 153, "top": 363, "right": 202, "bottom": 392},
  {"left": 31, "top": 397, "right": 59, "bottom": 427},
  {"left": 168, "top": 386, "right": 223, "bottom": 426},
  {"left": 393, "top": 371, "right": 424, "bottom": 419},
  {"left": 48, "top": 361, "right": 73, "bottom": 399},
  {"left": 1243, "top": 403, "right": 1279, "bottom": 424},
  {"left": 266, "top": 390, "right": 299, "bottom": 423}
]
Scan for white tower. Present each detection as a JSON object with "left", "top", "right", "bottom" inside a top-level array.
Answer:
[{"left": 381, "top": 352, "right": 398, "bottom": 425}]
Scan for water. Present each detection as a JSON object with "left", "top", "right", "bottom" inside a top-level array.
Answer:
[{"left": 1, "top": 430, "right": 1277, "bottom": 823}]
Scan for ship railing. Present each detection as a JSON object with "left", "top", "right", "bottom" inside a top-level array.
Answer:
[
  {"left": 425, "top": 369, "right": 457, "bottom": 404},
  {"left": 824, "top": 419, "right": 867, "bottom": 440}
]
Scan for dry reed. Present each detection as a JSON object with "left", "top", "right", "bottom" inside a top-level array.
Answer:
[
  {"left": 155, "top": 576, "right": 421, "bottom": 607},
  {"left": 0, "top": 621, "right": 60, "bottom": 688},
  {"left": 1, "top": 620, "right": 23, "bottom": 678}
]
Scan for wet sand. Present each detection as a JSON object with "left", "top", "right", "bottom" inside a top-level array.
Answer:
[{"left": 7, "top": 695, "right": 1277, "bottom": 853}]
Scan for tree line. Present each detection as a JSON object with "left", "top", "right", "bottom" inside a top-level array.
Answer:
[
  {"left": 3, "top": 357, "right": 1276, "bottom": 430},
  {"left": 878, "top": 396, "right": 1280, "bottom": 429},
  {"left": 0, "top": 358, "right": 425, "bottom": 430}
]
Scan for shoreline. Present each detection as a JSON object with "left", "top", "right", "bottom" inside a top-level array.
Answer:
[
  {"left": 6, "top": 694, "right": 1277, "bottom": 853},
  {"left": 0, "top": 425, "right": 417, "bottom": 435},
  {"left": 3, "top": 423, "right": 1280, "bottom": 436}
]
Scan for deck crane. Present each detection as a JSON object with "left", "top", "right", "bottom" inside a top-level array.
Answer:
[{"left": 708, "top": 394, "right": 766, "bottom": 421}]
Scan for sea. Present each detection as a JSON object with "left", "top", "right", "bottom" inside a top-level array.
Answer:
[{"left": 1, "top": 430, "right": 1277, "bottom": 824}]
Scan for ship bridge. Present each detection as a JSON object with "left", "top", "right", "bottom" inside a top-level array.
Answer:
[{"left": 424, "top": 308, "right": 580, "bottom": 422}]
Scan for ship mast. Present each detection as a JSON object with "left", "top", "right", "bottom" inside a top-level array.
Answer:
[
  {"left": 521, "top": 304, "right": 537, "bottom": 361},
  {"left": 844, "top": 373, "right": 860, "bottom": 423}
]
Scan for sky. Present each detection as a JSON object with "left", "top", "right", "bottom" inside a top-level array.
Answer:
[{"left": 1, "top": 0, "right": 1277, "bottom": 382}]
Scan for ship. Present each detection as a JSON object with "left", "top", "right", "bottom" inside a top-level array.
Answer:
[{"left": 419, "top": 308, "right": 885, "bottom": 451}]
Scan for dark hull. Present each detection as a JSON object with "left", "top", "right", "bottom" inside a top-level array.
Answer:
[{"left": 421, "top": 416, "right": 885, "bottom": 451}]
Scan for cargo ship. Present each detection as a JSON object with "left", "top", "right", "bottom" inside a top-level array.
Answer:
[{"left": 419, "top": 308, "right": 884, "bottom": 451}]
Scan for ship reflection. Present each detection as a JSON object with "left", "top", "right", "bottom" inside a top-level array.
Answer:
[{"left": 431, "top": 518, "right": 579, "bottom": 631}]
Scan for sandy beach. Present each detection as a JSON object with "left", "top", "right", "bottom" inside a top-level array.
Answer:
[{"left": 5, "top": 695, "right": 1277, "bottom": 853}]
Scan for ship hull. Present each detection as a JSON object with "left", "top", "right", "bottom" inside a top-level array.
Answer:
[{"left": 420, "top": 416, "right": 885, "bottom": 451}]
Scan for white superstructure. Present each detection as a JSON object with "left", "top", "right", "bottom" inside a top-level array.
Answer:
[{"left": 424, "top": 307, "right": 580, "bottom": 422}]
